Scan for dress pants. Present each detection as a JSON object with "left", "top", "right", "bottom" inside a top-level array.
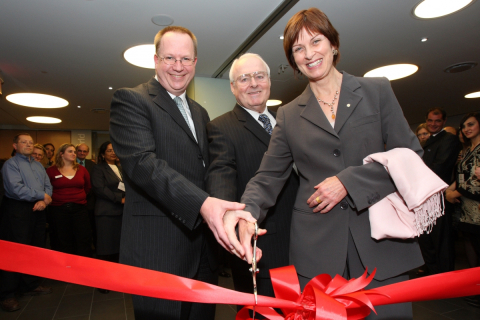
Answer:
[
  {"left": 418, "top": 203, "right": 455, "bottom": 274},
  {"left": 0, "top": 197, "right": 45, "bottom": 299},
  {"left": 298, "top": 230, "right": 413, "bottom": 320},
  {"left": 132, "top": 237, "right": 218, "bottom": 320},
  {"left": 49, "top": 203, "right": 92, "bottom": 257}
]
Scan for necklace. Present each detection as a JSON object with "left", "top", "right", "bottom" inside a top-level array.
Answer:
[{"left": 317, "top": 90, "right": 339, "bottom": 120}]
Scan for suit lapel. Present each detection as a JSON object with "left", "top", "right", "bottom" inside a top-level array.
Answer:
[
  {"left": 104, "top": 162, "right": 120, "bottom": 182},
  {"left": 423, "top": 130, "right": 445, "bottom": 148},
  {"left": 299, "top": 85, "right": 338, "bottom": 138},
  {"left": 334, "top": 73, "right": 363, "bottom": 133},
  {"left": 147, "top": 78, "right": 197, "bottom": 143},
  {"left": 233, "top": 104, "right": 270, "bottom": 147},
  {"left": 188, "top": 96, "right": 208, "bottom": 160}
]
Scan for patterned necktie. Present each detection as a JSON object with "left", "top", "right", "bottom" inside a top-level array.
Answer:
[
  {"left": 80, "top": 160, "right": 84, "bottom": 166},
  {"left": 258, "top": 114, "right": 273, "bottom": 135},
  {"left": 173, "top": 96, "right": 194, "bottom": 134}
]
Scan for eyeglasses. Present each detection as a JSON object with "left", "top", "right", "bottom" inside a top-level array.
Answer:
[
  {"left": 157, "top": 55, "right": 195, "bottom": 66},
  {"left": 233, "top": 71, "right": 269, "bottom": 87},
  {"left": 17, "top": 140, "right": 34, "bottom": 145}
]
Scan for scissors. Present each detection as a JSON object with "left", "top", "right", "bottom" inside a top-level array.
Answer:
[{"left": 249, "top": 222, "right": 259, "bottom": 320}]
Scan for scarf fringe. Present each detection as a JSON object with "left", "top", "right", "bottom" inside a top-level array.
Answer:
[{"left": 413, "top": 192, "right": 445, "bottom": 236}]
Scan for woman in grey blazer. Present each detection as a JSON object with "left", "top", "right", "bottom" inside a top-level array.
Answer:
[
  {"left": 91, "top": 141, "right": 125, "bottom": 270},
  {"left": 226, "top": 8, "right": 424, "bottom": 320}
]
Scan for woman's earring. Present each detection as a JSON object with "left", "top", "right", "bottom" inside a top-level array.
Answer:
[{"left": 332, "top": 49, "right": 338, "bottom": 56}]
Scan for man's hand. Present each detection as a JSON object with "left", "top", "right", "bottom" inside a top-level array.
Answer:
[
  {"left": 307, "top": 176, "right": 347, "bottom": 213},
  {"left": 200, "top": 197, "right": 251, "bottom": 251},
  {"left": 223, "top": 210, "right": 266, "bottom": 262},
  {"left": 33, "top": 201, "right": 47, "bottom": 211},
  {"left": 44, "top": 194, "right": 52, "bottom": 205}
]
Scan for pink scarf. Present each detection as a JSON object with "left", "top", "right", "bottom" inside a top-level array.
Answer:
[{"left": 363, "top": 148, "right": 448, "bottom": 240}]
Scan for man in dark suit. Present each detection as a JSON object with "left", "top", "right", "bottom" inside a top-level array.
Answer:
[
  {"left": 420, "top": 107, "right": 461, "bottom": 274},
  {"left": 109, "top": 26, "right": 246, "bottom": 320},
  {"left": 75, "top": 143, "right": 96, "bottom": 249},
  {"left": 206, "top": 53, "right": 299, "bottom": 298}
]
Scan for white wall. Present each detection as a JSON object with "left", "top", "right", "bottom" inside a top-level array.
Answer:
[{"left": 188, "top": 77, "right": 236, "bottom": 120}]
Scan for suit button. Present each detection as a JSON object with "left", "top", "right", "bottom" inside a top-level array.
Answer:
[
  {"left": 198, "top": 154, "right": 203, "bottom": 159},
  {"left": 340, "top": 201, "right": 348, "bottom": 210},
  {"left": 333, "top": 149, "right": 341, "bottom": 157}
]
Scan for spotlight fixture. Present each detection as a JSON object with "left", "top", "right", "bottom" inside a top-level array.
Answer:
[
  {"left": 413, "top": 0, "right": 474, "bottom": 19},
  {"left": 26, "top": 116, "right": 62, "bottom": 124},
  {"left": 108, "top": 87, "right": 113, "bottom": 90},
  {"left": 279, "top": 35, "right": 284, "bottom": 40},
  {"left": 6, "top": 93, "right": 68, "bottom": 108},
  {"left": 421, "top": 37, "right": 428, "bottom": 42},
  {"left": 124, "top": 44, "right": 156, "bottom": 69},
  {"left": 151, "top": 14, "right": 174, "bottom": 26},
  {"left": 364, "top": 64, "right": 418, "bottom": 81},
  {"left": 266, "top": 100, "right": 282, "bottom": 107}
]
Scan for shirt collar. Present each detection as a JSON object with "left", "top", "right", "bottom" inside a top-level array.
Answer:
[{"left": 154, "top": 75, "right": 187, "bottom": 103}]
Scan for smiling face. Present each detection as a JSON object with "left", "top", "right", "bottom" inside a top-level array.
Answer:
[
  {"left": 32, "top": 147, "right": 45, "bottom": 162},
  {"left": 462, "top": 117, "right": 480, "bottom": 140},
  {"left": 76, "top": 144, "right": 89, "bottom": 161},
  {"left": 103, "top": 144, "right": 118, "bottom": 164},
  {"left": 292, "top": 28, "right": 336, "bottom": 82},
  {"left": 230, "top": 55, "right": 271, "bottom": 113},
  {"left": 154, "top": 31, "right": 196, "bottom": 96},
  {"left": 426, "top": 112, "right": 446, "bottom": 134}
]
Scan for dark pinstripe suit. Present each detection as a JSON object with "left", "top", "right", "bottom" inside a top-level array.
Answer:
[
  {"left": 110, "top": 77, "right": 217, "bottom": 320},
  {"left": 206, "top": 104, "right": 299, "bottom": 297}
]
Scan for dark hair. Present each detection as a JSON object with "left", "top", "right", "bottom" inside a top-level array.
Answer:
[
  {"left": 283, "top": 8, "right": 340, "bottom": 74},
  {"left": 97, "top": 141, "right": 112, "bottom": 165},
  {"left": 154, "top": 26, "right": 198, "bottom": 58},
  {"left": 460, "top": 112, "right": 480, "bottom": 143},
  {"left": 43, "top": 143, "right": 55, "bottom": 151},
  {"left": 425, "top": 107, "right": 446, "bottom": 121},
  {"left": 13, "top": 133, "right": 32, "bottom": 143}
]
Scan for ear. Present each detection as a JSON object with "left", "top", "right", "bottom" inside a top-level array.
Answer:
[
  {"left": 12, "top": 143, "right": 18, "bottom": 151},
  {"left": 230, "top": 82, "right": 235, "bottom": 94},
  {"left": 154, "top": 54, "right": 159, "bottom": 65}
]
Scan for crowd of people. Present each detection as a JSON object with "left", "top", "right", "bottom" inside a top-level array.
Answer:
[
  {"left": 0, "top": 139, "right": 125, "bottom": 311},
  {"left": 1, "top": 6, "right": 479, "bottom": 320}
]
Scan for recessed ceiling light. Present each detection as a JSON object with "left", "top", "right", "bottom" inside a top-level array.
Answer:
[
  {"left": 108, "top": 87, "right": 113, "bottom": 90},
  {"left": 364, "top": 64, "right": 418, "bottom": 81},
  {"left": 413, "top": 0, "right": 474, "bottom": 19},
  {"left": 6, "top": 93, "right": 68, "bottom": 108},
  {"left": 151, "top": 14, "right": 174, "bottom": 26},
  {"left": 279, "top": 35, "right": 284, "bottom": 40},
  {"left": 465, "top": 91, "right": 480, "bottom": 98},
  {"left": 26, "top": 116, "right": 62, "bottom": 124},
  {"left": 266, "top": 99, "right": 282, "bottom": 106},
  {"left": 421, "top": 37, "right": 428, "bottom": 42},
  {"left": 77, "top": 105, "right": 81, "bottom": 108},
  {"left": 124, "top": 44, "right": 155, "bottom": 69}
]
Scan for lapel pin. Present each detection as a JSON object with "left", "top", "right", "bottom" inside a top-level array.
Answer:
[{"left": 346, "top": 104, "right": 351, "bottom": 107}]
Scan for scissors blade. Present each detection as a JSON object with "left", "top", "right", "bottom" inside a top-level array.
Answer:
[{"left": 250, "top": 222, "right": 259, "bottom": 320}]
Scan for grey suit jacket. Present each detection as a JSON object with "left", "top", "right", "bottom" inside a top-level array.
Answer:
[
  {"left": 91, "top": 162, "right": 124, "bottom": 216},
  {"left": 110, "top": 77, "right": 215, "bottom": 278},
  {"left": 206, "top": 104, "right": 299, "bottom": 281},
  {"left": 241, "top": 72, "right": 424, "bottom": 281}
]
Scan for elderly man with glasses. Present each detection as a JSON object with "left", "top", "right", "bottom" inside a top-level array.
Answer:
[{"left": 206, "top": 53, "right": 299, "bottom": 301}]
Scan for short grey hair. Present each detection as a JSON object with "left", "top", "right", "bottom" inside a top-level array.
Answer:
[{"left": 229, "top": 53, "right": 270, "bottom": 83}]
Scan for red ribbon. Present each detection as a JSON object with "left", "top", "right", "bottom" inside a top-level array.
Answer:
[{"left": 1, "top": 240, "right": 480, "bottom": 320}]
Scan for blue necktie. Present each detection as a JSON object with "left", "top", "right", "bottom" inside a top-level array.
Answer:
[{"left": 258, "top": 114, "right": 273, "bottom": 135}]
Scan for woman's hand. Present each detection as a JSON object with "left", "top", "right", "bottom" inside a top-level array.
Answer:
[
  {"left": 475, "top": 167, "right": 480, "bottom": 180},
  {"left": 307, "top": 176, "right": 347, "bottom": 213},
  {"left": 445, "top": 189, "right": 461, "bottom": 204}
]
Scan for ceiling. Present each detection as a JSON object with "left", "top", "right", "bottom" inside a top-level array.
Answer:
[{"left": 0, "top": 0, "right": 479, "bottom": 131}]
